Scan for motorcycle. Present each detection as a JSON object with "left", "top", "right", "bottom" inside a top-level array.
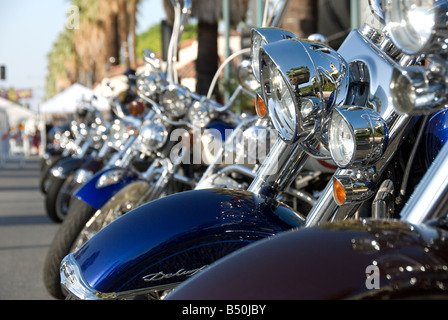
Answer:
[
  {"left": 58, "top": 0, "right": 355, "bottom": 300},
  {"left": 165, "top": 0, "right": 448, "bottom": 300},
  {"left": 44, "top": 0, "right": 262, "bottom": 299},
  {"left": 43, "top": 104, "right": 111, "bottom": 222},
  {"left": 39, "top": 119, "right": 87, "bottom": 195}
]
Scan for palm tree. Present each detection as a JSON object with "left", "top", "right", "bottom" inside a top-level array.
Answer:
[
  {"left": 45, "top": 29, "right": 78, "bottom": 99},
  {"left": 129, "top": 0, "right": 139, "bottom": 70},
  {"left": 45, "top": 0, "right": 142, "bottom": 99}
]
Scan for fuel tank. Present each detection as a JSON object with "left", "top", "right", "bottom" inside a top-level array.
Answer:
[
  {"left": 167, "top": 219, "right": 448, "bottom": 300},
  {"left": 61, "top": 189, "right": 304, "bottom": 298}
]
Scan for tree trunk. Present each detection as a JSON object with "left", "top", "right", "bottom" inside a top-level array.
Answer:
[
  {"left": 281, "top": 0, "right": 318, "bottom": 38},
  {"left": 195, "top": 20, "right": 218, "bottom": 96},
  {"left": 118, "top": 0, "right": 130, "bottom": 68},
  {"left": 129, "top": 0, "right": 138, "bottom": 70}
]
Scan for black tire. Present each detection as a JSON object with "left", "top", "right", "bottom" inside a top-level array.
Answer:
[
  {"left": 39, "top": 155, "right": 63, "bottom": 194},
  {"left": 43, "top": 198, "right": 96, "bottom": 299},
  {"left": 39, "top": 163, "right": 53, "bottom": 195},
  {"left": 45, "top": 176, "right": 68, "bottom": 223}
]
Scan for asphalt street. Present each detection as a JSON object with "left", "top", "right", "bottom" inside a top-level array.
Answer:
[{"left": 0, "top": 155, "right": 59, "bottom": 300}]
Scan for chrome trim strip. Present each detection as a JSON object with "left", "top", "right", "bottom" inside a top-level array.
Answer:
[{"left": 60, "top": 253, "right": 180, "bottom": 300}]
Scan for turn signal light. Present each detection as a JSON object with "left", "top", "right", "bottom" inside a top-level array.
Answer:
[
  {"left": 255, "top": 92, "right": 267, "bottom": 118},
  {"left": 332, "top": 175, "right": 376, "bottom": 206},
  {"left": 333, "top": 177, "right": 346, "bottom": 205},
  {"left": 129, "top": 100, "right": 145, "bottom": 116}
]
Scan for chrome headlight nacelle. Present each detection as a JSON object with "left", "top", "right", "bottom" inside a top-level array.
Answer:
[
  {"left": 139, "top": 118, "right": 168, "bottom": 152},
  {"left": 187, "top": 99, "right": 215, "bottom": 128},
  {"left": 160, "top": 83, "right": 192, "bottom": 118},
  {"left": 96, "top": 170, "right": 125, "bottom": 189},
  {"left": 255, "top": 34, "right": 350, "bottom": 144},
  {"left": 390, "top": 59, "right": 448, "bottom": 115},
  {"left": 329, "top": 106, "right": 388, "bottom": 168},
  {"left": 385, "top": 2, "right": 448, "bottom": 116},
  {"left": 136, "top": 71, "right": 166, "bottom": 98},
  {"left": 385, "top": 0, "right": 448, "bottom": 56},
  {"left": 250, "top": 28, "right": 297, "bottom": 82}
]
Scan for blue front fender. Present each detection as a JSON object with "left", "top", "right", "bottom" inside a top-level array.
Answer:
[
  {"left": 68, "top": 189, "right": 305, "bottom": 296},
  {"left": 73, "top": 167, "right": 142, "bottom": 210}
]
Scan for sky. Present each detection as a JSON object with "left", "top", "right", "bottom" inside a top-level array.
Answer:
[{"left": 0, "top": 0, "right": 165, "bottom": 113}]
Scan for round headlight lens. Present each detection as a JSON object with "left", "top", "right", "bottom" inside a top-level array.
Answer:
[
  {"left": 385, "top": 0, "right": 436, "bottom": 54},
  {"left": 329, "top": 109, "right": 355, "bottom": 167},
  {"left": 329, "top": 107, "right": 388, "bottom": 168},
  {"left": 139, "top": 119, "right": 168, "bottom": 151},
  {"left": 188, "top": 100, "right": 213, "bottom": 128},
  {"left": 160, "top": 85, "right": 192, "bottom": 118},
  {"left": 137, "top": 73, "right": 162, "bottom": 97},
  {"left": 264, "top": 60, "right": 298, "bottom": 142}
]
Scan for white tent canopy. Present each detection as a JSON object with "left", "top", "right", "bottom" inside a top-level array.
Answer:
[
  {"left": 0, "top": 97, "right": 36, "bottom": 128},
  {"left": 40, "top": 83, "right": 110, "bottom": 114}
]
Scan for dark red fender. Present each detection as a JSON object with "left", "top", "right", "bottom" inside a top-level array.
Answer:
[{"left": 167, "top": 219, "right": 448, "bottom": 300}]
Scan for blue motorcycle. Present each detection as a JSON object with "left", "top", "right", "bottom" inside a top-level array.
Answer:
[
  {"left": 54, "top": 6, "right": 346, "bottom": 301},
  {"left": 59, "top": 0, "right": 448, "bottom": 300}
]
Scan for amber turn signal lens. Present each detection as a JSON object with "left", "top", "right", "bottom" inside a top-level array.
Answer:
[
  {"left": 129, "top": 100, "right": 145, "bottom": 116},
  {"left": 255, "top": 93, "right": 267, "bottom": 118},
  {"left": 333, "top": 177, "right": 346, "bottom": 206}
]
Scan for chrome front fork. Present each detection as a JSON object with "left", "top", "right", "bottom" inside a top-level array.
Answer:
[{"left": 248, "top": 137, "right": 308, "bottom": 200}]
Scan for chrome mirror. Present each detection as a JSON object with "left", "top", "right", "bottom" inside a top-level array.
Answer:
[
  {"left": 368, "top": 0, "right": 385, "bottom": 25},
  {"left": 143, "top": 49, "right": 162, "bottom": 71}
]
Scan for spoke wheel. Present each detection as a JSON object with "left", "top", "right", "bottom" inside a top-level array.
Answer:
[{"left": 71, "top": 181, "right": 151, "bottom": 252}]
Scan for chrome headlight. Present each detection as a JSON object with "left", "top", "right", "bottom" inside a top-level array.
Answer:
[
  {"left": 237, "top": 59, "right": 260, "bottom": 92},
  {"left": 250, "top": 28, "right": 297, "bottom": 82},
  {"left": 96, "top": 170, "right": 125, "bottom": 189},
  {"left": 136, "top": 72, "right": 164, "bottom": 97},
  {"left": 187, "top": 100, "right": 214, "bottom": 128},
  {"left": 329, "top": 106, "right": 388, "bottom": 168},
  {"left": 160, "top": 84, "right": 192, "bottom": 118},
  {"left": 258, "top": 38, "right": 350, "bottom": 144},
  {"left": 390, "top": 60, "right": 448, "bottom": 115},
  {"left": 108, "top": 119, "right": 130, "bottom": 148},
  {"left": 73, "top": 169, "right": 94, "bottom": 185},
  {"left": 139, "top": 118, "right": 168, "bottom": 151},
  {"left": 385, "top": 0, "right": 448, "bottom": 55}
]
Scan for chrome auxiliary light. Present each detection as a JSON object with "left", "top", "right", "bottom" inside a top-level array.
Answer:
[{"left": 329, "top": 106, "right": 388, "bottom": 168}]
